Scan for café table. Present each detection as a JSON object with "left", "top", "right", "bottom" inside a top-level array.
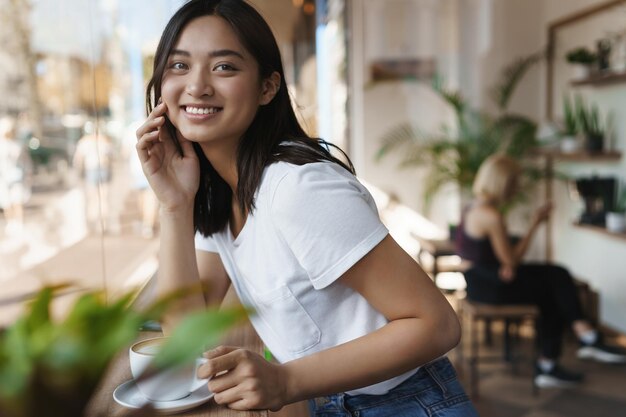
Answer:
[{"left": 85, "top": 321, "right": 268, "bottom": 417}]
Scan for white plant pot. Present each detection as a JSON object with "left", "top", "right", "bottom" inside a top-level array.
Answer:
[
  {"left": 606, "top": 212, "right": 626, "bottom": 233},
  {"left": 571, "top": 64, "right": 591, "bottom": 80},
  {"left": 560, "top": 135, "right": 580, "bottom": 153}
]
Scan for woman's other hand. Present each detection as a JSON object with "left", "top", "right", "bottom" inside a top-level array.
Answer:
[
  {"left": 532, "top": 202, "right": 553, "bottom": 226},
  {"left": 198, "top": 346, "right": 290, "bottom": 411},
  {"left": 499, "top": 264, "right": 515, "bottom": 283},
  {"left": 135, "top": 101, "right": 200, "bottom": 211}
]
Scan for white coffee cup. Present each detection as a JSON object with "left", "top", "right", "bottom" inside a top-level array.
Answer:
[{"left": 129, "top": 336, "right": 208, "bottom": 402}]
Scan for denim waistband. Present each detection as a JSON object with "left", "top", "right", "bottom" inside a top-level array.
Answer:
[{"left": 311, "top": 356, "right": 460, "bottom": 412}]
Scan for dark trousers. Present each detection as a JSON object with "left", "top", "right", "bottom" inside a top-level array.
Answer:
[{"left": 464, "top": 263, "right": 586, "bottom": 359}]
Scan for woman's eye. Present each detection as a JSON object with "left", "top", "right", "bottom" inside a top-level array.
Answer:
[
  {"left": 214, "top": 63, "right": 235, "bottom": 72},
  {"left": 169, "top": 62, "right": 188, "bottom": 70}
]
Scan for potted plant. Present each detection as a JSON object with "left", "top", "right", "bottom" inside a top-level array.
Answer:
[
  {"left": 0, "top": 285, "right": 249, "bottom": 417},
  {"left": 565, "top": 46, "right": 597, "bottom": 79},
  {"left": 376, "top": 52, "right": 546, "bottom": 211},
  {"left": 575, "top": 95, "right": 609, "bottom": 153},
  {"left": 606, "top": 186, "right": 626, "bottom": 233},
  {"left": 559, "top": 94, "right": 580, "bottom": 153}
]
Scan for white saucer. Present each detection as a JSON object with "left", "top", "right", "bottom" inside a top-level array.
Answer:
[{"left": 113, "top": 380, "right": 214, "bottom": 414}]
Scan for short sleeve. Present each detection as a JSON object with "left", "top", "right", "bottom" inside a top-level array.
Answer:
[
  {"left": 194, "top": 232, "right": 218, "bottom": 253},
  {"left": 271, "top": 162, "right": 388, "bottom": 289}
]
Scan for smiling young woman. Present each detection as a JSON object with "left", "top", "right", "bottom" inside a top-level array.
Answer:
[{"left": 135, "top": 1, "right": 478, "bottom": 415}]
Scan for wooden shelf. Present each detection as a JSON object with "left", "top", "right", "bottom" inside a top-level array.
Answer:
[
  {"left": 570, "top": 71, "right": 626, "bottom": 86},
  {"left": 573, "top": 222, "right": 626, "bottom": 241},
  {"left": 537, "top": 149, "right": 622, "bottom": 161}
]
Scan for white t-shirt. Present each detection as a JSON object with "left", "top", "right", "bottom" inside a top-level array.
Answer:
[{"left": 195, "top": 161, "right": 418, "bottom": 395}]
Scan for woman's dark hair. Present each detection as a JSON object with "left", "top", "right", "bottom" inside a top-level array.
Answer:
[{"left": 146, "top": 0, "right": 354, "bottom": 236}]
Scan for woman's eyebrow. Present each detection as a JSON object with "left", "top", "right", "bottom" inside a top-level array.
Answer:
[
  {"left": 169, "top": 49, "right": 245, "bottom": 60},
  {"left": 209, "top": 49, "right": 245, "bottom": 60}
]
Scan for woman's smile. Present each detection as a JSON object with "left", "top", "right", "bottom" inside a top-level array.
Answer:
[{"left": 181, "top": 105, "right": 223, "bottom": 120}]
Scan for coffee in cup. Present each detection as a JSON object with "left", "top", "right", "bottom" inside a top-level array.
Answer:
[{"left": 129, "top": 336, "right": 207, "bottom": 402}]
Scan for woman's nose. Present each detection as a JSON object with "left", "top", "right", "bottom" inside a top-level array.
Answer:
[{"left": 185, "top": 70, "right": 214, "bottom": 97}]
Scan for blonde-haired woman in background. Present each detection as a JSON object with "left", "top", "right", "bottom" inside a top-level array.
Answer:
[{"left": 456, "top": 153, "right": 626, "bottom": 389}]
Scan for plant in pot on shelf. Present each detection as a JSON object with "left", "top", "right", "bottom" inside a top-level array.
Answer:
[
  {"left": 565, "top": 46, "right": 597, "bottom": 79},
  {"left": 376, "top": 52, "right": 546, "bottom": 214},
  {"left": 575, "top": 95, "right": 611, "bottom": 153},
  {"left": 0, "top": 284, "right": 249, "bottom": 417},
  {"left": 606, "top": 187, "right": 626, "bottom": 233},
  {"left": 559, "top": 94, "right": 581, "bottom": 153}
]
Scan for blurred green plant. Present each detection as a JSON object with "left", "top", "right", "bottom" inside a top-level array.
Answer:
[
  {"left": 0, "top": 284, "right": 249, "bottom": 417},
  {"left": 376, "top": 52, "right": 545, "bottom": 210},
  {"left": 575, "top": 95, "right": 605, "bottom": 137},
  {"left": 561, "top": 94, "right": 579, "bottom": 137},
  {"left": 565, "top": 46, "right": 597, "bottom": 65},
  {"left": 613, "top": 186, "right": 626, "bottom": 214},
  {"left": 574, "top": 94, "right": 612, "bottom": 152}
]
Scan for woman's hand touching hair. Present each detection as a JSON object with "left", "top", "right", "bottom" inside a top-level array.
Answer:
[{"left": 135, "top": 101, "right": 200, "bottom": 212}]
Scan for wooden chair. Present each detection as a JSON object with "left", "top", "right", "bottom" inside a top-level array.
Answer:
[
  {"left": 456, "top": 297, "right": 540, "bottom": 399},
  {"left": 414, "top": 236, "right": 470, "bottom": 289}
]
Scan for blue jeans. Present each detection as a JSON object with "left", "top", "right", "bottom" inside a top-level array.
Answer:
[{"left": 308, "top": 357, "right": 478, "bottom": 417}]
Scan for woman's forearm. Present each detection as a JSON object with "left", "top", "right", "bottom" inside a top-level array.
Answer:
[
  {"left": 282, "top": 313, "right": 460, "bottom": 404},
  {"left": 512, "top": 222, "right": 539, "bottom": 264},
  {"left": 158, "top": 206, "right": 206, "bottom": 333}
]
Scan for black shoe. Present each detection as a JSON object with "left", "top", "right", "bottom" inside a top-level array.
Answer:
[
  {"left": 534, "top": 364, "right": 584, "bottom": 388},
  {"left": 578, "top": 336, "right": 626, "bottom": 363}
]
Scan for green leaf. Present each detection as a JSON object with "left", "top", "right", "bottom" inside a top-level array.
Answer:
[
  {"left": 490, "top": 51, "right": 544, "bottom": 111},
  {"left": 25, "top": 288, "right": 51, "bottom": 329},
  {"left": 562, "top": 94, "right": 578, "bottom": 135},
  {"left": 150, "top": 306, "right": 250, "bottom": 372}
]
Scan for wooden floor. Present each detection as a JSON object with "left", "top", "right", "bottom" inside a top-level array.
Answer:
[{"left": 451, "top": 312, "right": 626, "bottom": 417}]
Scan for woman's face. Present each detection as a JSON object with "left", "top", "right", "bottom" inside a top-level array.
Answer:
[{"left": 160, "top": 15, "right": 275, "bottom": 148}]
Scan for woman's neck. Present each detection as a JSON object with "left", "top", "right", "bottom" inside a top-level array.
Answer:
[{"left": 200, "top": 142, "right": 239, "bottom": 193}]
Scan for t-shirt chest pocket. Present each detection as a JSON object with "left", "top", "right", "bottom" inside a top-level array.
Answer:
[{"left": 253, "top": 285, "right": 321, "bottom": 354}]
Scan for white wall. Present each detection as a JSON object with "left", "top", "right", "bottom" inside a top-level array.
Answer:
[
  {"left": 540, "top": 0, "right": 626, "bottom": 333},
  {"left": 350, "top": 0, "right": 460, "bottom": 231},
  {"left": 349, "top": 0, "right": 626, "bottom": 332}
]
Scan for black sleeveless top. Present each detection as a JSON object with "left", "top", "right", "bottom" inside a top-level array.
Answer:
[{"left": 455, "top": 206, "right": 501, "bottom": 267}]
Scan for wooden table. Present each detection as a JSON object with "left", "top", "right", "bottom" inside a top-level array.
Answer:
[{"left": 86, "top": 322, "right": 268, "bottom": 417}]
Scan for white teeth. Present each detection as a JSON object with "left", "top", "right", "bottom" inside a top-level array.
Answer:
[{"left": 185, "top": 106, "right": 220, "bottom": 115}]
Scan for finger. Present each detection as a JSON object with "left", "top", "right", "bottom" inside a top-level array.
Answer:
[
  {"left": 203, "top": 346, "right": 239, "bottom": 360},
  {"left": 135, "top": 101, "right": 167, "bottom": 139},
  {"left": 151, "top": 99, "right": 167, "bottom": 115},
  {"left": 136, "top": 131, "right": 160, "bottom": 162},
  {"left": 136, "top": 129, "right": 160, "bottom": 149},
  {"left": 212, "top": 386, "right": 246, "bottom": 408},
  {"left": 198, "top": 347, "right": 241, "bottom": 378},
  {"left": 206, "top": 367, "right": 239, "bottom": 393},
  {"left": 225, "top": 398, "right": 255, "bottom": 411},
  {"left": 135, "top": 116, "right": 166, "bottom": 141},
  {"left": 198, "top": 356, "right": 239, "bottom": 379}
]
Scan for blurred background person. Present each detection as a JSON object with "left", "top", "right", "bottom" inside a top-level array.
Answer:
[
  {"left": 125, "top": 120, "right": 159, "bottom": 238},
  {"left": 456, "top": 154, "right": 626, "bottom": 389},
  {"left": 72, "top": 121, "right": 114, "bottom": 233},
  {"left": 0, "top": 116, "right": 32, "bottom": 237}
]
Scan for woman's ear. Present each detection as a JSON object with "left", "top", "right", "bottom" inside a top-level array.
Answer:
[{"left": 259, "top": 71, "right": 281, "bottom": 105}]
